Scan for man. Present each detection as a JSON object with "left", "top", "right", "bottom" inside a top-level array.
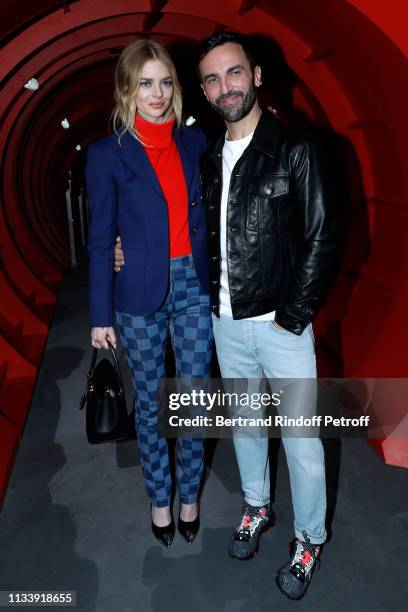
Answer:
[
  {"left": 115, "top": 32, "right": 337, "bottom": 600},
  {"left": 198, "top": 31, "right": 337, "bottom": 600}
]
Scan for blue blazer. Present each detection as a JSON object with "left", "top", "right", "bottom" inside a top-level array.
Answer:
[{"left": 86, "top": 125, "right": 210, "bottom": 327}]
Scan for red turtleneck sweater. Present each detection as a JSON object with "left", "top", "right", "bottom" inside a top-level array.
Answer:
[{"left": 135, "top": 115, "right": 191, "bottom": 258}]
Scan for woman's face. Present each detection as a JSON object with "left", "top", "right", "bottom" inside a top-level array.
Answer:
[{"left": 134, "top": 59, "right": 174, "bottom": 123}]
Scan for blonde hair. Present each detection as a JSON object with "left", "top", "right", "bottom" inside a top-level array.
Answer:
[{"left": 112, "top": 39, "right": 183, "bottom": 143}]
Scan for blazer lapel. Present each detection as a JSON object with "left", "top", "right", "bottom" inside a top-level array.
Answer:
[
  {"left": 117, "top": 128, "right": 196, "bottom": 200},
  {"left": 118, "top": 131, "right": 163, "bottom": 196}
]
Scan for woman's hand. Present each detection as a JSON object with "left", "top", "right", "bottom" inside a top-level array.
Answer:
[
  {"left": 91, "top": 327, "right": 117, "bottom": 350},
  {"left": 114, "top": 236, "right": 125, "bottom": 272}
]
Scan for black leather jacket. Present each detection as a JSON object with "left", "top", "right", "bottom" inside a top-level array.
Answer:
[{"left": 201, "top": 111, "right": 338, "bottom": 335}]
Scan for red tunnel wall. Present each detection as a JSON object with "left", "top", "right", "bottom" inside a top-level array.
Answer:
[{"left": 1, "top": 0, "right": 407, "bottom": 505}]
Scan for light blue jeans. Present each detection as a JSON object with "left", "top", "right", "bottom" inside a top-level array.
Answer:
[{"left": 212, "top": 314, "right": 327, "bottom": 544}]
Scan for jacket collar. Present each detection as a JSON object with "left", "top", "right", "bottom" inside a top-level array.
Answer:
[
  {"left": 251, "top": 110, "right": 285, "bottom": 158},
  {"left": 118, "top": 131, "right": 162, "bottom": 195},
  {"left": 208, "top": 109, "right": 285, "bottom": 168},
  {"left": 118, "top": 126, "right": 194, "bottom": 198}
]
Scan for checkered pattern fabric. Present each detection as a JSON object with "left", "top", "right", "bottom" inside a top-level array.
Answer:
[{"left": 116, "top": 255, "right": 213, "bottom": 507}]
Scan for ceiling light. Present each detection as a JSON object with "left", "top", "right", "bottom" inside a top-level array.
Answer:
[
  {"left": 61, "top": 118, "right": 70, "bottom": 129},
  {"left": 24, "top": 78, "right": 40, "bottom": 91},
  {"left": 75, "top": 144, "right": 82, "bottom": 151}
]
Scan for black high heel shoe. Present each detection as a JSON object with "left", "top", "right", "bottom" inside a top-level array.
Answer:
[
  {"left": 178, "top": 513, "right": 200, "bottom": 544},
  {"left": 151, "top": 512, "right": 175, "bottom": 548}
]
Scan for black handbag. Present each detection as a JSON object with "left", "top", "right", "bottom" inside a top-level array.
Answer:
[{"left": 80, "top": 341, "right": 135, "bottom": 444}]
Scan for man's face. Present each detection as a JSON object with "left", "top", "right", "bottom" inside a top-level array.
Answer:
[{"left": 199, "top": 42, "right": 261, "bottom": 123}]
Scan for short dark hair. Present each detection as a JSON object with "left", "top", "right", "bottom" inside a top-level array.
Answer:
[{"left": 197, "top": 31, "right": 258, "bottom": 73}]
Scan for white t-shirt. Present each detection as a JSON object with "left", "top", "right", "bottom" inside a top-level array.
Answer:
[{"left": 219, "top": 132, "right": 276, "bottom": 321}]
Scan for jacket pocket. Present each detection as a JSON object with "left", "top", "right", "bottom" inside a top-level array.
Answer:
[
  {"left": 246, "top": 174, "right": 290, "bottom": 233},
  {"left": 254, "top": 174, "right": 289, "bottom": 198}
]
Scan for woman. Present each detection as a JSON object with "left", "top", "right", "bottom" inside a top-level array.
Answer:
[{"left": 86, "top": 39, "right": 213, "bottom": 548}]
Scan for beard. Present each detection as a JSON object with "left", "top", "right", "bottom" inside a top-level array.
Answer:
[{"left": 210, "top": 79, "right": 257, "bottom": 122}]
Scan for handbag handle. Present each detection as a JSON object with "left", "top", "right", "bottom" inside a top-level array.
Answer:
[{"left": 80, "top": 341, "right": 125, "bottom": 409}]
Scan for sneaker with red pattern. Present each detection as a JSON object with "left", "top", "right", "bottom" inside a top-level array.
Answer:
[
  {"left": 229, "top": 502, "right": 276, "bottom": 560},
  {"left": 277, "top": 530, "right": 321, "bottom": 599}
]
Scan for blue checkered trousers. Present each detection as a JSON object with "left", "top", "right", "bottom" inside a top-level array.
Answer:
[{"left": 116, "top": 254, "right": 213, "bottom": 507}]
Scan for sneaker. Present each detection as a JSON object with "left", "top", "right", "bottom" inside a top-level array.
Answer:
[
  {"left": 229, "top": 502, "right": 275, "bottom": 560},
  {"left": 276, "top": 530, "right": 321, "bottom": 599}
]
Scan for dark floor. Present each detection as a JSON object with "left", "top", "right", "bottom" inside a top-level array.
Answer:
[{"left": 0, "top": 262, "right": 407, "bottom": 612}]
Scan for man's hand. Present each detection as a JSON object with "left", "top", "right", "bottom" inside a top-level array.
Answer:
[
  {"left": 271, "top": 321, "right": 288, "bottom": 332},
  {"left": 91, "top": 326, "right": 117, "bottom": 350},
  {"left": 114, "top": 236, "right": 124, "bottom": 272}
]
